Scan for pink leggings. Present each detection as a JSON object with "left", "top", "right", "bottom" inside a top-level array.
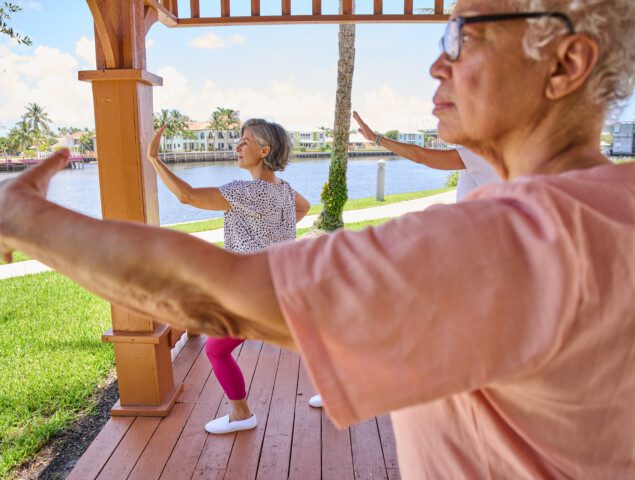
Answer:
[{"left": 204, "top": 336, "right": 246, "bottom": 401}]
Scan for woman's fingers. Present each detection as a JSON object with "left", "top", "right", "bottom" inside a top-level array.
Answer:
[{"left": 148, "top": 126, "right": 166, "bottom": 158}]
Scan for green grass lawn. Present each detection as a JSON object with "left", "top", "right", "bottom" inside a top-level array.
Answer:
[
  {"left": 168, "top": 187, "right": 452, "bottom": 234},
  {"left": 0, "top": 273, "right": 112, "bottom": 478}
]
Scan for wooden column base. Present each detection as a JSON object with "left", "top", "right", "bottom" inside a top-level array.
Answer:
[
  {"left": 102, "top": 323, "right": 182, "bottom": 417},
  {"left": 109, "top": 383, "right": 183, "bottom": 417}
]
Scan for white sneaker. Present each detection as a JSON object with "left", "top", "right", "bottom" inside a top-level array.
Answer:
[
  {"left": 205, "top": 414, "right": 257, "bottom": 434},
  {"left": 309, "top": 394, "right": 323, "bottom": 408}
]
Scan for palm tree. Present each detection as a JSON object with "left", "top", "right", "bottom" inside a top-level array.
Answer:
[
  {"left": 7, "top": 120, "right": 34, "bottom": 156},
  {"left": 23, "top": 103, "right": 52, "bottom": 151},
  {"left": 314, "top": 0, "right": 356, "bottom": 231},
  {"left": 79, "top": 130, "right": 96, "bottom": 153},
  {"left": 153, "top": 109, "right": 192, "bottom": 150},
  {"left": 208, "top": 107, "right": 239, "bottom": 151}
]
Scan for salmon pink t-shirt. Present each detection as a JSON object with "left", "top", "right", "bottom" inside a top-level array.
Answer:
[{"left": 269, "top": 162, "right": 635, "bottom": 479}]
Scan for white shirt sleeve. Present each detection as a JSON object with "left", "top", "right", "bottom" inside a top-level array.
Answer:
[{"left": 455, "top": 148, "right": 502, "bottom": 201}]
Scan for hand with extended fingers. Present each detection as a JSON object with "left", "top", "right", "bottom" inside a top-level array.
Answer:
[
  {"left": 0, "top": 148, "right": 70, "bottom": 263},
  {"left": 353, "top": 111, "right": 377, "bottom": 143},
  {"left": 147, "top": 126, "right": 165, "bottom": 162}
]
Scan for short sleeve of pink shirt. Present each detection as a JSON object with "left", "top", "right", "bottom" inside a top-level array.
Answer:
[{"left": 268, "top": 163, "right": 635, "bottom": 479}]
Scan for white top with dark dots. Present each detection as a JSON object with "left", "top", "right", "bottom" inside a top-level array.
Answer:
[{"left": 219, "top": 179, "right": 297, "bottom": 253}]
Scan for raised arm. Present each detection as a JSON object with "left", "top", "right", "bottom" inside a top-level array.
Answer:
[
  {"left": 353, "top": 111, "right": 465, "bottom": 171},
  {"left": 147, "top": 128, "right": 230, "bottom": 211},
  {"left": 0, "top": 150, "right": 293, "bottom": 348}
]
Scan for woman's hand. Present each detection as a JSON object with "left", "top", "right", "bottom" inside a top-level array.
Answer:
[
  {"left": 147, "top": 126, "right": 166, "bottom": 162},
  {"left": 0, "top": 149, "right": 70, "bottom": 263},
  {"left": 353, "top": 111, "right": 376, "bottom": 142}
]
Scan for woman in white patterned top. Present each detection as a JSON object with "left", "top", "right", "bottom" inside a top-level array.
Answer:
[{"left": 146, "top": 118, "right": 310, "bottom": 434}]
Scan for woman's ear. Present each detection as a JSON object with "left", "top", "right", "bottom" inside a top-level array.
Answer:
[
  {"left": 261, "top": 145, "right": 272, "bottom": 158},
  {"left": 545, "top": 34, "right": 600, "bottom": 100}
]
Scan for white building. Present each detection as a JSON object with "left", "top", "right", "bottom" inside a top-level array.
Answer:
[
  {"left": 398, "top": 132, "right": 425, "bottom": 147},
  {"left": 290, "top": 130, "right": 328, "bottom": 149},
  {"left": 161, "top": 121, "right": 240, "bottom": 153},
  {"left": 611, "top": 121, "right": 635, "bottom": 156}
]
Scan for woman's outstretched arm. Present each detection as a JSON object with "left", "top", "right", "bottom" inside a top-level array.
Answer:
[
  {"left": 352, "top": 111, "right": 465, "bottom": 170},
  {"left": 147, "top": 127, "right": 231, "bottom": 211},
  {"left": 0, "top": 150, "right": 293, "bottom": 348}
]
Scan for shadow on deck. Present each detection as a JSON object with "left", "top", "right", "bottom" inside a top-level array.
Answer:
[{"left": 68, "top": 336, "right": 401, "bottom": 480}]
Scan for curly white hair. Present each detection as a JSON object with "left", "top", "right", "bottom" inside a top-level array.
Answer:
[{"left": 516, "top": 0, "right": 635, "bottom": 110}]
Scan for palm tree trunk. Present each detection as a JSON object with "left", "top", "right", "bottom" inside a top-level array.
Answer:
[{"left": 315, "top": 3, "right": 356, "bottom": 231}]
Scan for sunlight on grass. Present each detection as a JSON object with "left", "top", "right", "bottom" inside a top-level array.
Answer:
[{"left": 0, "top": 273, "right": 112, "bottom": 477}]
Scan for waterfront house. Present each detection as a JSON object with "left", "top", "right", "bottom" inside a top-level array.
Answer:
[{"left": 160, "top": 120, "right": 241, "bottom": 153}]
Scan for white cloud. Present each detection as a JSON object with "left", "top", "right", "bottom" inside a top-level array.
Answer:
[
  {"left": 0, "top": 42, "right": 94, "bottom": 128},
  {"left": 146, "top": 38, "right": 155, "bottom": 49},
  {"left": 74, "top": 36, "right": 95, "bottom": 67},
  {"left": 356, "top": 85, "right": 437, "bottom": 133},
  {"left": 152, "top": 65, "right": 436, "bottom": 132},
  {"left": 189, "top": 32, "right": 247, "bottom": 49}
]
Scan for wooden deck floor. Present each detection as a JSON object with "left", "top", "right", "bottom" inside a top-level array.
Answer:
[{"left": 68, "top": 335, "right": 401, "bottom": 480}]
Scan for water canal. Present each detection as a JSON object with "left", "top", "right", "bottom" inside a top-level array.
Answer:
[{"left": 0, "top": 156, "right": 451, "bottom": 225}]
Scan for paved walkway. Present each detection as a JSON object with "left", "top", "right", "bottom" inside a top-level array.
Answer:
[{"left": 0, "top": 190, "right": 456, "bottom": 281}]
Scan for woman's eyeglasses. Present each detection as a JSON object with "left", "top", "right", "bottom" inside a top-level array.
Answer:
[{"left": 440, "top": 12, "right": 576, "bottom": 62}]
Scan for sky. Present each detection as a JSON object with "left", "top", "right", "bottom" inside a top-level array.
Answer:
[{"left": 1, "top": 0, "right": 634, "bottom": 135}]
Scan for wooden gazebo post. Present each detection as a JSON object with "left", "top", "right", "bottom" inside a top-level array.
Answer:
[{"left": 79, "top": 0, "right": 182, "bottom": 416}]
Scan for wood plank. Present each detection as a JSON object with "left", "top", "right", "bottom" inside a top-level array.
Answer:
[
  {"left": 190, "top": 0, "right": 200, "bottom": 18},
  {"left": 251, "top": 0, "right": 260, "bottom": 16},
  {"left": 351, "top": 418, "right": 388, "bottom": 480},
  {"left": 127, "top": 402, "right": 195, "bottom": 480},
  {"left": 96, "top": 417, "right": 161, "bottom": 480},
  {"left": 256, "top": 350, "right": 300, "bottom": 479},
  {"left": 322, "top": 412, "right": 354, "bottom": 480},
  {"left": 374, "top": 0, "right": 382, "bottom": 15},
  {"left": 143, "top": 0, "right": 178, "bottom": 27},
  {"left": 177, "top": 345, "right": 213, "bottom": 403},
  {"left": 312, "top": 0, "right": 321, "bottom": 15},
  {"left": 67, "top": 417, "right": 134, "bottom": 480},
  {"left": 177, "top": 13, "right": 450, "bottom": 27},
  {"left": 221, "top": 0, "right": 230, "bottom": 17},
  {"left": 435, "top": 0, "right": 444, "bottom": 14},
  {"left": 404, "top": 0, "right": 413, "bottom": 15},
  {"left": 282, "top": 0, "right": 291, "bottom": 16},
  {"left": 159, "top": 342, "right": 248, "bottom": 480},
  {"left": 288, "top": 360, "right": 321, "bottom": 480},
  {"left": 224, "top": 343, "right": 282, "bottom": 479},
  {"left": 342, "top": 0, "right": 353, "bottom": 15},
  {"left": 172, "top": 334, "right": 206, "bottom": 384},
  {"left": 377, "top": 415, "right": 399, "bottom": 470},
  {"left": 191, "top": 341, "right": 264, "bottom": 479}
]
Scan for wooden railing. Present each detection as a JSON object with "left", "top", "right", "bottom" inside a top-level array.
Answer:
[{"left": 145, "top": 0, "right": 450, "bottom": 27}]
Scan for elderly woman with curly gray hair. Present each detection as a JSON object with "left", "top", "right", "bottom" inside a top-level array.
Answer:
[{"left": 1, "top": 0, "right": 635, "bottom": 477}]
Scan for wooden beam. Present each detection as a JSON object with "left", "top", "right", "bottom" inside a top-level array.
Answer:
[
  {"left": 374, "top": 0, "right": 382, "bottom": 15},
  {"left": 86, "top": 0, "right": 120, "bottom": 68},
  {"left": 342, "top": 0, "right": 353, "bottom": 15},
  {"left": 435, "top": 0, "right": 444, "bottom": 14},
  {"left": 282, "top": 0, "right": 291, "bottom": 16},
  {"left": 190, "top": 0, "right": 200, "bottom": 18},
  {"left": 252, "top": 0, "right": 260, "bottom": 16},
  {"left": 143, "top": 0, "right": 178, "bottom": 27},
  {"left": 312, "top": 0, "right": 321, "bottom": 15},
  {"left": 404, "top": 0, "right": 413, "bottom": 15},
  {"left": 163, "top": 0, "right": 178, "bottom": 16},
  {"left": 178, "top": 13, "right": 450, "bottom": 27},
  {"left": 79, "top": 68, "right": 163, "bottom": 86},
  {"left": 143, "top": 6, "right": 159, "bottom": 34},
  {"left": 221, "top": 0, "right": 230, "bottom": 18}
]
